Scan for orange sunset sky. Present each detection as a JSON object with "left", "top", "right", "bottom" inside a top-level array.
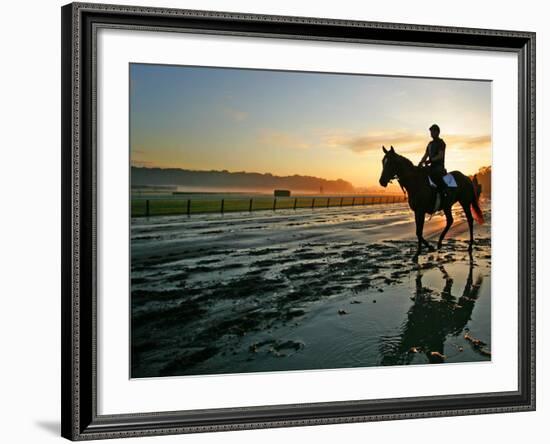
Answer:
[{"left": 130, "top": 64, "right": 491, "bottom": 189}]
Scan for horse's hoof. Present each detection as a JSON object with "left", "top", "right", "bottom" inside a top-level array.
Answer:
[
  {"left": 437, "top": 242, "right": 443, "bottom": 250},
  {"left": 428, "top": 245, "right": 436, "bottom": 252}
]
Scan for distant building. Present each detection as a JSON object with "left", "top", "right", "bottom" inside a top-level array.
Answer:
[{"left": 274, "top": 189, "right": 291, "bottom": 197}]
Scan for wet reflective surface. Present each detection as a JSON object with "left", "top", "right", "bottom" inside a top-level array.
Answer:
[{"left": 131, "top": 203, "right": 491, "bottom": 378}]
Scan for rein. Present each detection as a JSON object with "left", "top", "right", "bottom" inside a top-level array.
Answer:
[
  {"left": 397, "top": 179, "right": 407, "bottom": 196},
  {"left": 387, "top": 156, "right": 413, "bottom": 196}
]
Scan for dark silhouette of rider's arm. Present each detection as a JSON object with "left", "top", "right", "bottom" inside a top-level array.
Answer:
[{"left": 419, "top": 145, "right": 430, "bottom": 166}]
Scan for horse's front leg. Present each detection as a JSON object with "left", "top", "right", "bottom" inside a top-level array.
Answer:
[
  {"left": 438, "top": 207, "right": 454, "bottom": 250},
  {"left": 414, "top": 211, "right": 426, "bottom": 259}
]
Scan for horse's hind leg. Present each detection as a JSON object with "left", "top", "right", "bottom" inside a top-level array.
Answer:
[
  {"left": 422, "top": 237, "right": 434, "bottom": 251},
  {"left": 460, "top": 202, "right": 474, "bottom": 252},
  {"left": 437, "top": 207, "right": 454, "bottom": 249}
]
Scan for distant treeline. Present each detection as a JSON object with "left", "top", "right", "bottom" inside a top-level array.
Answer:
[
  {"left": 471, "top": 166, "right": 491, "bottom": 197},
  {"left": 131, "top": 167, "right": 355, "bottom": 193}
]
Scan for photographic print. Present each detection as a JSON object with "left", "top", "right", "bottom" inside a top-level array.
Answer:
[{"left": 129, "top": 63, "right": 492, "bottom": 378}]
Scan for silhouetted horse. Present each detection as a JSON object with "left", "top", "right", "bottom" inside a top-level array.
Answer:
[{"left": 379, "top": 146, "right": 484, "bottom": 258}]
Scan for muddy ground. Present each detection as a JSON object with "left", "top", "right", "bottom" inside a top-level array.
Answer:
[{"left": 130, "top": 201, "right": 491, "bottom": 378}]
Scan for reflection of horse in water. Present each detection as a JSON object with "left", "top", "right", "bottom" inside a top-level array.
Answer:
[{"left": 379, "top": 258, "right": 484, "bottom": 365}]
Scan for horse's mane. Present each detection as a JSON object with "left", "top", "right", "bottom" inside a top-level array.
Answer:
[
  {"left": 393, "top": 152, "right": 429, "bottom": 180},
  {"left": 395, "top": 153, "right": 415, "bottom": 169}
]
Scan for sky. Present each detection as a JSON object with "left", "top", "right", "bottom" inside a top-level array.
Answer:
[{"left": 130, "top": 63, "right": 491, "bottom": 189}]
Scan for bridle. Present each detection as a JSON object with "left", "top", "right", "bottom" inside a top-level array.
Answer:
[{"left": 383, "top": 156, "right": 407, "bottom": 196}]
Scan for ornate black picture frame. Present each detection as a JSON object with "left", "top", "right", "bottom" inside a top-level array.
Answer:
[{"left": 61, "top": 2, "right": 535, "bottom": 440}]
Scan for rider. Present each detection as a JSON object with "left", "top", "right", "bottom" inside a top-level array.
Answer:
[{"left": 419, "top": 124, "right": 448, "bottom": 198}]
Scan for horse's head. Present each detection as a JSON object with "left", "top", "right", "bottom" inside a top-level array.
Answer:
[{"left": 379, "top": 146, "right": 399, "bottom": 187}]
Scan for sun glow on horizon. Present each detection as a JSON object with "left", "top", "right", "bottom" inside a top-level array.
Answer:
[{"left": 130, "top": 64, "right": 491, "bottom": 188}]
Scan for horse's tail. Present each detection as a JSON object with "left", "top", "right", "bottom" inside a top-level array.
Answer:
[{"left": 471, "top": 192, "right": 485, "bottom": 225}]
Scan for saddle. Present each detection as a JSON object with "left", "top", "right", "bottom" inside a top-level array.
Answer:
[
  {"left": 427, "top": 173, "right": 457, "bottom": 213},
  {"left": 428, "top": 173, "right": 458, "bottom": 188}
]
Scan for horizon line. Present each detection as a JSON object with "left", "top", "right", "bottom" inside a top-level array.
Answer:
[{"left": 131, "top": 163, "right": 491, "bottom": 188}]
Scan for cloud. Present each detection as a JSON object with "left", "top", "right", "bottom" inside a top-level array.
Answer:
[
  {"left": 257, "top": 130, "right": 311, "bottom": 150},
  {"left": 321, "top": 131, "right": 491, "bottom": 154},
  {"left": 323, "top": 132, "right": 424, "bottom": 153},
  {"left": 131, "top": 160, "right": 155, "bottom": 167},
  {"left": 444, "top": 134, "right": 492, "bottom": 150},
  {"left": 221, "top": 106, "right": 248, "bottom": 122}
]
